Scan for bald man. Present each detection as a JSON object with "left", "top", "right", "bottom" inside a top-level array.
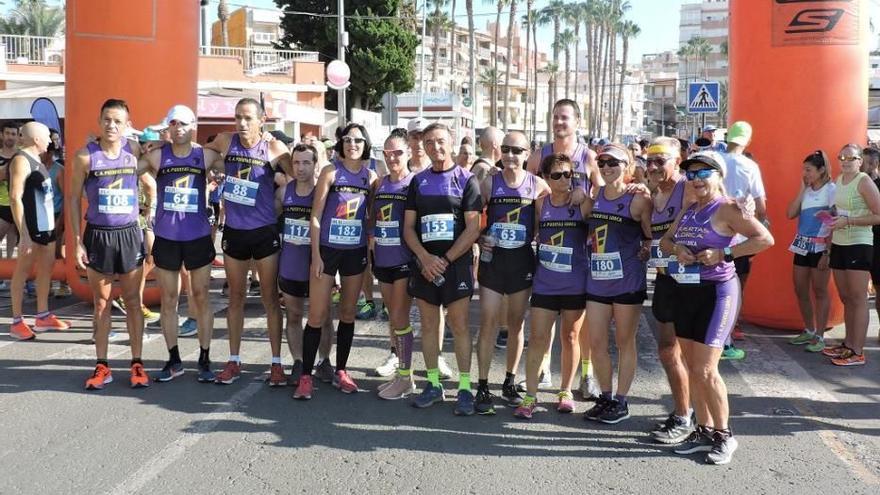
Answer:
[
  {"left": 8, "top": 122, "right": 70, "bottom": 340},
  {"left": 471, "top": 126, "right": 504, "bottom": 183}
]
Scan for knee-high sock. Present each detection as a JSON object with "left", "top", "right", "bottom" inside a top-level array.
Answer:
[
  {"left": 395, "top": 325, "right": 414, "bottom": 376},
  {"left": 336, "top": 321, "right": 355, "bottom": 371},
  {"left": 302, "top": 324, "right": 322, "bottom": 375}
]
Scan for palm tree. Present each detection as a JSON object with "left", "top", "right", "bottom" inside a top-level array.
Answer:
[
  {"left": 688, "top": 36, "right": 712, "bottom": 78},
  {"left": 429, "top": 0, "right": 451, "bottom": 82},
  {"left": 556, "top": 29, "right": 576, "bottom": 100},
  {"left": 0, "top": 0, "right": 65, "bottom": 36},
  {"left": 540, "top": 62, "right": 560, "bottom": 136},
  {"left": 613, "top": 20, "right": 639, "bottom": 139},
  {"left": 480, "top": 68, "right": 503, "bottom": 126},
  {"left": 583, "top": 1, "right": 597, "bottom": 134},
  {"left": 466, "top": 0, "right": 476, "bottom": 139},
  {"left": 521, "top": 11, "right": 532, "bottom": 138},
  {"left": 450, "top": 0, "right": 457, "bottom": 73},
  {"left": 502, "top": 0, "right": 518, "bottom": 132},
  {"left": 218, "top": 0, "right": 229, "bottom": 47},
  {"left": 566, "top": 3, "right": 584, "bottom": 109},
  {"left": 538, "top": 1, "right": 565, "bottom": 136}
]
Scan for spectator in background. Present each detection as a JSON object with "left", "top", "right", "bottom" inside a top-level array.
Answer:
[
  {"left": 44, "top": 142, "right": 71, "bottom": 297},
  {"left": 456, "top": 142, "right": 476, "bottom": 172},
  {"left": 701, "top": 125, "right": 727, "bottom": 153},
  {"left": 863, "top": 147, "right": 880, "bottom": 343}
]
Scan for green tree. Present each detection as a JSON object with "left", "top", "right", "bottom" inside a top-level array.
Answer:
[
  {"left": 0, "top": 0, "right": 65, "bottom": 36},
  {"left": 275, "top": 0, "right": 419, "bottom": 112},
  {"left": 502, "top": 0, "right": 517, "bottom": 131},
  {"left": 480, "top": 67, "right": 502, "bottom": 125},
  {"left": 612, "top": 20, "right": 639, "bottom": 139},
  {"left": 555, "top": 28, "right": 576, "bottom": 100}
]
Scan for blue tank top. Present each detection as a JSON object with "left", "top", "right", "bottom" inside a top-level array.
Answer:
[
  {"left": 319, "top": 161, "right": 370, "bottom": 249},
  {"left": 486, "top": 172, "right": 538, "bottom": 249},
  {"left": 84, "top": 141, "right": 139, "bottom": 227},
  {"left": 222, "top": 134, "right": 275, "bottom": 230},
  {"left": 373, "top": 172, "right": 413, "bottom": 267},
  {"left": 280, "top": 180, "right": 313, "bottom": 282},
  {"left": 672, "top": 198, "right": 735, "bottom": 283},
  {"left": 587, "top": 187, "right": 646, "bottom": 296},
  {"left": 49, "top": 160, "right": 63, "bottom": 212},
  {"left": 154, "top": 144, "right": 210, "bottom": 241},
  {"left": 534, "top": 196, "right": 588, "bottom": 295},
  {"left": 541, "top": 143, "right": 592, "bottom": 195},
  {"left": 650, "top": 178, "right": 686, "bottom": 274}
]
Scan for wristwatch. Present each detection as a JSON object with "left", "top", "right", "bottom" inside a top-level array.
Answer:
[{"left": 723, "top": 247, "right": 734, "bottom": 262}]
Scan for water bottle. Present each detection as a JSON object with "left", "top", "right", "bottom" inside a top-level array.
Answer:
[
  {"left": 480, "top": 234, "right": 497, "bottom": 263},
  {"left": 415, "top": 256, "right": 446, "bottom": 287}
]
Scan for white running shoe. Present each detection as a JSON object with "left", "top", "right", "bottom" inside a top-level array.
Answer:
[{"left": 374, "top": 353, "right": 399, "bottom": 377}]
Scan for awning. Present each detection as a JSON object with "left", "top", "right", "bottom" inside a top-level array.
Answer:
[{"left": 0, "top": 85, "right": 64, "bottom": 119}]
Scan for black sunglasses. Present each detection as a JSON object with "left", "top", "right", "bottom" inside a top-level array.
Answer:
[
  {"left": 548, "top": 170, "right": 572, "bottom": 180},
  {"left": 500, "top": 145, "right": 527, "bottom": 155},
  {"left": 645, "top": 156, "right": 670, "bottom": 167},
  {"left": 597, "top": 159, "right": 623, "bottom": 168}
]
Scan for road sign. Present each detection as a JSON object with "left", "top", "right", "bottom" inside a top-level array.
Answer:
[
  {"left": 687, "top": 81, "right": 720, "bottom": 114},
  {"left": 462, "top": 96, "right": 472, "bottom": 108}
]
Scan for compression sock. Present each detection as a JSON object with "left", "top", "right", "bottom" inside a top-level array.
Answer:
[
  {"left": 395, "top": 325, "right": 414, "bottom": 376},
  {"left": 335, "top": 321, "right": 355, "bottom": 371},
  {"left": 302, "top": 324, "right": 322, "bottom": 375}
]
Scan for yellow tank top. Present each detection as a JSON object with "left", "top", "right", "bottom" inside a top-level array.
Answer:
[{"left": 833, "top": 172, "right": 873, "bottom": 246}]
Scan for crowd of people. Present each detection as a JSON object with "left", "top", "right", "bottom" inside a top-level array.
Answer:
[{"left": 4, "top": 95, "right": 880, "bottom": 467}]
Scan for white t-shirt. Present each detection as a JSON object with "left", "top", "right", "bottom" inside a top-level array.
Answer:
[{"left": 722, "top": 152, "right": 766, "bottom": 200}]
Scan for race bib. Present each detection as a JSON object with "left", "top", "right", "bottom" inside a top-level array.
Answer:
[
  {"left": 98, "top": 187, "right": 135, "bottom": 215},
  {"left": 538, "top": 243, "right": 573, "bottom": 273},
  {"left": 163, "top": 186, "right": 199, "bottom": 213},
  {"left": 223, "top": 176, "right": 259, "bottom": 206},
  {"left": 788, "top": 234, "right": 816, "bottom": 256},
  {"left": 590, "top": 251, "right": 623, "bottom": 280},
  {"left": 375, "top": 220, "right": 401, "bottom": 247},
  {"left": 647, "top": 240, "right": 668, "bottom": 268},
  {"left": 420, "top": 213, "right": 454, "bottom": 242},
  {"left": 490, "top": 222, "right": 527, "bottom": 249},
  {"left": 669, "top": 260, "right": 700, "bottom": 284},
  {"left": 329, "top": 218, "right": 362, "bottom": 245},
  {"left": 283, "top": 217, "right": 310, "bottom": 245}
]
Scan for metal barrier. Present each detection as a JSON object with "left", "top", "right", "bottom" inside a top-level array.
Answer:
[
  {"left": 0, "top": 34, "right": 63, "bottom": 65},
  {"left": 199, "top": 45, "right": 319, "bottom": 75}
]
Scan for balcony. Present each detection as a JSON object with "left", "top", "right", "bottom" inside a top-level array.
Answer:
[
  {"left": 200, "top": 46, "right": 319, "bottom": 76},
  {"left": 1, "top": 34, "right": 63, "bottom": 66}
]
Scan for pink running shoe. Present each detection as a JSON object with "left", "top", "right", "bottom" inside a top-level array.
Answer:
[
  {"left": 557, "top": 391, "right": 575, "bottom": 413},
  {"left": 333, "top": 370, "right": 358, "bottom": 394}
]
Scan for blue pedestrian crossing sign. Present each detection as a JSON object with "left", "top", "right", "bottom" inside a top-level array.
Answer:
[{"left": 688, "top": 81, "right": 720, "bottom": 114}]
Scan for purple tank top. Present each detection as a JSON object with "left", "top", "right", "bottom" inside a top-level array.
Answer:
[
  {"left": 486, "top": 172, "right": 538, "bottom": 249},
  {"left": 672, "top": 198, "right": 735, "bottom": 283},
  {"left": 587, "top": 187, "right": 647, "bottom": 296},
  {"left": 320, "top": 162, "right": 370, "bottom": 249},
  {"left": 280, "top": 180, "right": 313, "bottom": 282},
  {"left": 222, "top": 134, "right": 275, "bottom": 230},
  {"left": 534, "top": 196, "right": 588, "bottom": 295},
  {"left": 541, "top": 143, "right": 592, "bottom": 195},
  {"left": 373, "top": 172, "right": 413, "bottom": 267},
  {"left": 650, "top": 178, "right": 686, "bottom": 274},
  {"left": 85, "top": 141, "right": 139, "bottom": 227},
  {"left": 154, "top": 144, "right": 210, "bottom": 241}
]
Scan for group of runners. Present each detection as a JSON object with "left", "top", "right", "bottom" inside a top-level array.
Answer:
[{"left": 36, "top": 94, "right": 880, "bottom": 467}]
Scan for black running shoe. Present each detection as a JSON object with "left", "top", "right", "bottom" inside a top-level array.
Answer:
[
  {"left": 475, "top": 387, "right": 496, "bottom": 415},
  {"left": 501, "top": 382, "right": 523, "bottom": 406},
  {"left": 495, "top": 330, "right": 508, "bottom": 349},
  {"left": 599, "top": 400, "right": 630, "bottom": 424},
  {"left": 584, "top": 397, "right": 611, "bottom": 421}
]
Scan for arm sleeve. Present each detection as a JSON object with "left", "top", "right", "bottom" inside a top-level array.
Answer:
[{"left": 462, "top": 175, "right": 483, "bottom": 212}]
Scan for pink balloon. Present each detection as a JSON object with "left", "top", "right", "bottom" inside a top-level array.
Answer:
[{"left": 327, "top": 60, "right": 350, "bottom": 87}]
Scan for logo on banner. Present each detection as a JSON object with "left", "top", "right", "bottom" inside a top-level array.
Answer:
[{"left": 772, "top": 0, "right": 859, "bottom": 46}]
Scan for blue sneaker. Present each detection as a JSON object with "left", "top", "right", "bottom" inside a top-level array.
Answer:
[
  {"left": 197, "top": 362, "right": 215, "bottom": 383},
  {"left": 411, "top": 383, "right": 445, "bottom": 408},
  {"left": 153, "top": 361, "right": 184, "bottom": 382},
  {"left": 178, "top": 318, "right": 198, "bottom": 337},
  {"left": 355, "top": 300, "right": 378, "bottom": 320},
  {"left": 454, "top": 389, "right": 476, "bottom": 416}
]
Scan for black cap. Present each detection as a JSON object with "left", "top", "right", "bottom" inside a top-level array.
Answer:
[{"left": 680, "top": 151, "right": 726, "bottom": 176}]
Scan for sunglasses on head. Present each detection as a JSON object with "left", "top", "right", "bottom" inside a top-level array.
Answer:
[
  {"left": 548, "top": 170, "right": 572, "bottom": 180},
  {"left": 342, "top": 136, "right": 365, "bottom": 145},
  {"left": 597, "top": 159, "right": 623, "bottom": 168},
  {"left": 500, "top": 145, "right": 527, "bottom": 155},
  {"left": 838, "top": 155, "right": 861, "bottom": 162},
  {"left": 685, "top": 168, "right": 717, "bottom": 181},
  {"left": 645, "top": 156, "right": 670, "bottom": 167}
]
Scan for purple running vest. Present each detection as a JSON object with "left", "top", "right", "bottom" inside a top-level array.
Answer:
[
  {"left": 319, "top": 162, "right": 370, "bottom": 249},
  {"left": 672, "top": 198, "right": 735, "bottom": 283},
  {"left": 541, "top": 143, "right": 593, "bottom": 195},
  {"left": 154, "top": 144, "right": 210, "bottom": 241},
  {"left": 222, "top": 135, "right": 275, "bottom": 230},
  {"left": 650, "top": 178, "right": 687, "bottom": 274},
  {"left": 534, "top": 196, "right": 588, "bottom": 295},
  {"left": 373, "top": 172, "right": 413, "bottom": 267},
  {"left": 280, "top": 180, "right": 313, "bottom": 282},
  {"left": 587, "top": 187, "right": 647, "bottom": 296},
  {"left": 85, "top": 141, "right": 139, "bottom": 227},
  {"left": 486, "top": 172, "right": 538, "bottom": 249}
]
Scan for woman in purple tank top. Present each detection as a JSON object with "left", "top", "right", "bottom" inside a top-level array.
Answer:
[
  {"left": 297, "top": 123, "right": 379, "bottom": 399},
  {"left": 659, "top": 151, "right": 774, "bottom": 464}
]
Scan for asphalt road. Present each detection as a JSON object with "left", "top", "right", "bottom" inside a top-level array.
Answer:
[{"left": 1, "top": 270, "right": 878, "bottom": 494}]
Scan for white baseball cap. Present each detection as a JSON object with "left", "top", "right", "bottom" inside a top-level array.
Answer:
[
  {"left": 407, "top": 117, "right": 429, "bottom": 134},
  {"left": 148, "top": 104, "right": 196, "bottom": 130}
]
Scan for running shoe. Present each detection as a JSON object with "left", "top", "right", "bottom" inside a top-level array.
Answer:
[
  {"left": 513, "top": 395, "right": 537, "bottom": 419},
  {"left": 380, "top": 305, "right": 389, "bottom": 321},
  {"left": 178, "top": 318, "right": 198, "bottom": 337},
  {"left": 293, "top": 375, "right": 313, "bottom": 400},
  {"left": 333, "top": 370, "right": 358, "bottom": 393},
  {"left": 34, "top": 314, "right": 70, "bottom": 332},
  {"left": 288, "top": 360, "right": 303, "bottom": 387},
  {"left": 268, "top": 363, "right": 287, "bottom": 387},
  {"left": 214, "top": 361, "right": 241, "bottom": 384},
  {"left": 108, "top": 331, "right": 127, "bottom": 343},
  {"left": 516, "top": 371, "right": 553, "bottom": 392},
  {"left": 821, "top": 344, "right": 848, "bottom": 358},
  {"left": 674, "top": 426, "right": 715, "bottom": 455},
  {"left": 804, "top": 337, "right": 826, "bottom": 353},
  {"left": 24, "top": 280, "right": 36, "bottom": 297},
  {"left": 315, "top": 358, "right": 335, "bottom": 383},
  {"left": 85, "top": 364, "right": 113, "bottom": 390},
  {"left": 651, "top": 413, "right": 695, "bottom": 444},
  {"left": 54, "top": 282, "right": 72, "bottom": 298},
  {"left": 153, "top": 360, "right": 184, "bottom": 382},
  {"left": 720, "top": 345, "right": 745, "bottom": 361},
  {"left": 248, "top": 281, "right": 261, "bottom": 297},
  {"left": 211, "top": 257, "right": 225, "bottom": 268},
  {"left": 831, "top": 348, "right": 866, "bottom": 366},
  {"left": 584, "top": 397, "right": 611, "bottom": 421},
  {"left": 731, "top": 325, "right": 745, "bottom": 341},
  {"left": 9, "top": 321, "right": 35, "bottom": 341},
  {"left": 437, "top": 355, "right": 454, "bottom": 380},
  {"left": 111, "top": 296, "right": 127, "bottom": 314},
  {"left": 0, "top": 280, "right": 8, "bottom": 292},
  {"left": 599, "top": 400, "right": 630, "bottom": 424},
  {"left": 331, "top": 286, "right": 341, "bottom": 304},
  {"left": 789, "top": 330, "right": 815, "bottom": 346},
  {"left": 454, "top": 389, "right": 476, "bottom": 416},
  {"left": 197, "top": 362, "right": 215, "bottom": 383},
  {"left": 378, "top": 375, "right": 416, "bottom": 400},
  {"left": 556, "top": 390, "right": 575, "bottom": 414},
  {"left": 355, "top": 300, "right": 378, "bottom": 320},
  {"left": 495, "top": 329, "right": 508, "bottom": 349},
  {"left": 378, "top": 376, "right": 397, "bottom": 392},
  {"left": 501, "top": 382, "right": 523, "bottom": 406},
  {"left": 130, "top": 363, "right": 150, "bottom": 388},
  {"left": 705, "top": 431, "right": 738, "bottom": 465},
  {"left": 474, "top": 388, "right": 496, "bottom": 415},
  {"left": 374, "top": 353, "right": 399, "bottom": 377},
  {"left": 411, "top": 383, "right": 444, "bottom": 408},
  {"left": 579, "top": 374, "right": 601, "bottom": 401},
  {"left": 141, "top": 306, "right": 160, "bottom": 324}
]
